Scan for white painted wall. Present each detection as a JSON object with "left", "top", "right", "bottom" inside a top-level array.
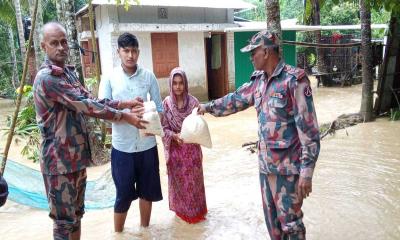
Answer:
[
  {"left": 96, "top": 6, "right": 113, "bottom": 78},
  {"left": 117, "top": 6, "right": 231, "bottom": 24},
  {"left": 177, "top": 32, "right": 207, "bottom": 100}
]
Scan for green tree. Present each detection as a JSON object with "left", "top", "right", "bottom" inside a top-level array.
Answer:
[
  {"left": 280, "top": 0, "right": 303, "bottom": 20},
  {"left": 321, "top": 1, "right": 360, "bottom": 25},
  {"left": 0, "top": 25, "right": 17, "bottom": 97},
  {"left": 240, "top": 0, "right": 303, "bottom": 21},
  {"left": 0, "top": 0, "right": 23, "bottom": 95}
]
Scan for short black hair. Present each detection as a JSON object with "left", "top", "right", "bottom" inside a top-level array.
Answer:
[
  {"left": 117, "top": 32, "right": 139, "bottom": 49},
  {"left": 267, "top": 45, "right": 280, "bottom": 55}
]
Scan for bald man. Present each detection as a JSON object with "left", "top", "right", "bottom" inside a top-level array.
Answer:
[{"left": 33, "top": 22, "right": 147, "bottom": 240}]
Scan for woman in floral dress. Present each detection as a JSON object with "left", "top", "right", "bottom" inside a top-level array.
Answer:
[{"left": 161, "top": 67, "right": 207, "bottom": 223}]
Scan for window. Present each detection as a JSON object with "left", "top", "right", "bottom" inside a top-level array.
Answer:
[{"left": 151, "top": 33, "right": 179, "bottom": 78}]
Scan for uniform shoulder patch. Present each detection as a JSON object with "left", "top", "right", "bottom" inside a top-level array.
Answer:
[
  {"left": 304, "top": 85, "right": 312, "bottom": 97},
  {"left": 285, "top": 65, "right": 305, "bottom": 81}
]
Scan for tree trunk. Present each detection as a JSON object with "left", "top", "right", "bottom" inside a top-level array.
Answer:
[
  {"left": 8, "top": 26, "right": 19, "bottom": 89},
  {"left": 56, "top": 0, "right": 65, "bottom": 22},
  {"left": 265, "top": 0, "right": 282, "bottom": 55},
  {"left": 359, "top": 0, "right": 374, "bottom": 121},
  {"left": 312, "top": 0, "right": 327, "bottom": 74},
  {"left": 56, "top": 0, "right": 84, "bottom": 84},
  {"left": 13, "top": 0, "right": 26, "bottom": 57},
  {"left": 88, "top": 0, "right": 101, "bottom": 93},
  {"left": 28, "top": 0, "right": 44, "bottom": 70}
]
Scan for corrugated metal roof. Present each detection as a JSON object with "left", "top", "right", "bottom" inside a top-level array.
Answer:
[{"left": 91, "top": 0, "right": 254, "bottom": 9}]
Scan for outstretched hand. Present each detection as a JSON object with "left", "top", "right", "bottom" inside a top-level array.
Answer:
[
  {"left": 122, "top": 112, "right": 148, "bottom": 129},
  {"left": 119, "top": 97, "right": 144, "bottom": 109},
  {"left": 131, "top": 106, "right": 145, "bottom": 115},
  {"left": 197, "top": 104, "right": 207, "bottom": 115},
  {"left": 298, "top": 177, "right": 312, "bottom": 200}
]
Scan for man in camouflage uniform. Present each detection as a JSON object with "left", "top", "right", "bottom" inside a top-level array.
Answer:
[
  {"left": 33, "top": 22, "right": 147, "bottom": 240},
  {"left": 199, "top": 30, "right": 320, "bottom": 239}
]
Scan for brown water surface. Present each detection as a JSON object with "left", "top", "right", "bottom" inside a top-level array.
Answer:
[{"left": 0, "top": 80, "right": 399, "bottom": 239}]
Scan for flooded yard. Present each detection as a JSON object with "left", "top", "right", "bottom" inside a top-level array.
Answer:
[{"left": 0, "top": 79, "right": 399, "bottom": 239}]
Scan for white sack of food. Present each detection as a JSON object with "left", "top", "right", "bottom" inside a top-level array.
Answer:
[
  {"left": 180, "top": 108, "right": 212, "bottom": 148},
  {"left": 139, "top": 101, "right": 164, "bottom": 137}
]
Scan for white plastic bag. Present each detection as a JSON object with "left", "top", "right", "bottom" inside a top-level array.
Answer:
[
  {"left": 180, "top": 107, "right": 212, "bottom": 148},
  {"left": 139, "top": 101, "right": 164, "bottom": 137}
]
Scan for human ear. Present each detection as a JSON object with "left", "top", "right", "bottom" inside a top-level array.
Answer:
[{"left": 263, "top": 48, "right": 269, "bottom": 60}]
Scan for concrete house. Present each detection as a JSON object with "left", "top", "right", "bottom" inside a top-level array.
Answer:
[{"left": 76, "top": 0, "right": 253, "bottom": 101}]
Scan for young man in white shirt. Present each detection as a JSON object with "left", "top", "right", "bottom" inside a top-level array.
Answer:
[{"left": 99, "top": 32, "right": 164, "bottom": 232}]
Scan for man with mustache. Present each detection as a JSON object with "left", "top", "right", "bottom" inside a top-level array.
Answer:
[
  {"left": 199, "top": 30, "right": 320, "bottom": 240},
  {"left": 33, "top": 22, "right": 146, "bottom": 240}
]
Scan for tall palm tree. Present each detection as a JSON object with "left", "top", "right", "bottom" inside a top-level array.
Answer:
[
  {"left": 359, "top": 0, "right": 374, "bottom": 121},
  {"left": 0, "top": 0, "right": 22, "bottom": 88},
  {"left": 0, "top": 0, "right": 26, "bottom": 58},
  {"left": 265, "top": 0, "right": 282, "bottom": 52},
  {"left": 13, "top": 0, "right": 27, "bottom": 58},
  {"left": 56, "top": 0, "right": 84, "bottom": 84},
  {"left": 8, "top": 26, "right": 19, "bottom": 88}
]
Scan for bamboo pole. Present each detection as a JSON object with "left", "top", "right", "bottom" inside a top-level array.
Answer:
[
  {"left": 88, "top": 0, "right": 101, "bottom": 90},
  {"left": 88, "top": 0, "right": 107, "bottom": 143},
  {"left": 0, "top": 0, "right": 39, "bottom": 176}
]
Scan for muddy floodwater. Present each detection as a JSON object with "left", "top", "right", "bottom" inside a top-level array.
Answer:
[{"left": 0, "top": 79, "right": 399, "bottom": 239}]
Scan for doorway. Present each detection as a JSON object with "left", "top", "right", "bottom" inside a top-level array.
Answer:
[{"left": 205, "top": 32, "right": 228, "bottom": 100}]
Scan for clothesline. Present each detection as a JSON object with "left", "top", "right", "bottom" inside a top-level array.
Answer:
[{"left": 282, "top": 40, "right": 385, "bottom": 48}]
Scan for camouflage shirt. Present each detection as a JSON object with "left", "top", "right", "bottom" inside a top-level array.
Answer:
[
  {"left": 33, "top": 59, "right": 123, "bottom": 175},
  {"left": 205, "top": 60, "right": 320, "bottom": 179}
]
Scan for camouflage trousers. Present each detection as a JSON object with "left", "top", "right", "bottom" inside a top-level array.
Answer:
[
  {"left": 260, "top": 173, "right": 306, "bottom": 240},
  {"left": 43, "top": 169, "right": 87, "bottom": 240}
]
